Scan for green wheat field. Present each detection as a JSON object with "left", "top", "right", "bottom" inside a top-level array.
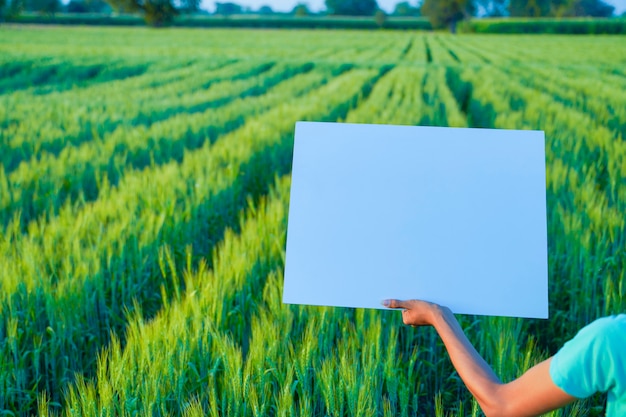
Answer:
[{"left": 0, "top": 26, "right": 624, "bottom": 416}]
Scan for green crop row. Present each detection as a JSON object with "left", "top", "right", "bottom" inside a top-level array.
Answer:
[
  {"left": 446, "top": 64, "right": 625, "bottom": 345},
  {"left": 344, "top": 65, "right": 465, "bottom": 128},
  {"left": 0, "top": 64, "right": 382, "bottom": 412},
  {"left": 445, "top": 33, "right": 626, "bottom": 66},
  {"left": 0, "top": 27, "right": 624, "bottom": 417},
  {"left": 0, "top": 59, "right": 270, "bottom": 173},
  {"left": 57, "top": 176, "right": 444, "bottom": 417},
  {"left": 499, "top": 65, "right": 626, "bottom": 140},
  {"left": 0, "top": 61, "right": 327, "bottom": 227},
  {"left": 52, "top": 64, "right": 498, "bottom": 416}
]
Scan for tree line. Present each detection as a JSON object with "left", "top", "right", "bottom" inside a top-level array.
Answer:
[
  {"left": 0, "top": 0, "right": 620, "bottom": 28},
  {"left": 424, "top": 0, "right": 617, "bottom": 32}
]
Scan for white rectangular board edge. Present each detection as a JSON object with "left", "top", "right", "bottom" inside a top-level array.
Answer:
[{"left": 283, "top": 121, "right": 548, "bottom": 319}]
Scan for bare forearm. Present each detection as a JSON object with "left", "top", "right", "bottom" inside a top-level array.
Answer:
[
  {"left": 428, "top": 308, "right": 575, "bottom": 417},
  {"left": 385, "top": 299, "right": 576, "bottom": 417},
  {"left": 430, "top": 306, "right": 503, "bottom": 413}
]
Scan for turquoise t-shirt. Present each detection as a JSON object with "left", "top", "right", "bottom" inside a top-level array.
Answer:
[{"left": 550, "top": 314, "right": 626, "bottom": 417}]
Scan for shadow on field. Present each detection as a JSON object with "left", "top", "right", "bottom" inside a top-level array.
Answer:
[{"left": 0, "top": 59, "right": 149, "bottom": 96}]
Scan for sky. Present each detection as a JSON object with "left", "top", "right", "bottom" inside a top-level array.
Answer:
[
  {"left": 200, "top": 0, "right": 626, "bottom": 15},
  {"left": 201, "top": 0, "right": 412, "bottom": 13}
]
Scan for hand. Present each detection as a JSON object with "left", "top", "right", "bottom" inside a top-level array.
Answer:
[{"left": 382, "top": 299, "right": 445, "bottom": 327}]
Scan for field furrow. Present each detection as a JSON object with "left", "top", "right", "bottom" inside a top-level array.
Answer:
[
  {"left": 0, "top": 27, "right": 624, "bottom": 417},
  {"left": 436, "top": 36, "right": 487, "bottom": 64},
  {"left": 0, "top": 62, "right": 326, "bottom": 229},
  {"left": 57, "top": 175, "right": 437, "bottom": 417},
  {"left": 401, "top": 35, "right": 428, "bottom": 63},
  {"left": 0, "top": 59, "right": 279, "bottom": 173},
  {"left": 447, "top": 65, "right": 626, "bottom": 335},
  {"left": 58, "top": 65, "right": 477, "bottom": 417},
  {"left": 346, "top": 66, "right": 427, "bottom": 125},
  {"left": 0, "top": 67, "right": 381, "bottom": 413},
  {"left": 513, "top": 67, "right": 626, "bottom": 138},
  {"left": 423, "top": 36, "right": 457, "bottom": 64},
  {"left": 59, "top": 176, "right": 293, "bottom": 416}
]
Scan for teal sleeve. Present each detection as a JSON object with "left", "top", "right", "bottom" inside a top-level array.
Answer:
[{"left": 549, "top": 315, "right": 625, "bottom": 400}]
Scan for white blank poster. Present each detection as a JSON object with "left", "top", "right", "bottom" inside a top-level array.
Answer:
[{"left": 283, "top": 122, "right": 548, "bottom": 318}]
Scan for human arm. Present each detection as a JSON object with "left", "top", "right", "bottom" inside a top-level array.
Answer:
[{"left": 383, "top": 299, "right": 577, "bottom": 417}]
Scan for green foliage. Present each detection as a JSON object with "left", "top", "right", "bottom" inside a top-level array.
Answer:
[
  {"left": 27, "top": 0, "right": 60, "bottom": 15},
  {"left": 66, "top": 0, "right": 88, "bottom": 12},
  {"left": 214, "top": 1, "right": 242, "bottom": 14},
  {"left": 473, "top": 0, "right": 507, "bottom": 16},
  {"left": 142, "top": 0, "right": 177, "bottom": 25},
  {"left": 0, "top": 27, "right": 624, "bottom": 417},
  {"left": 5, "top": 12, "right": 433, "bottom": 29},
  {"left": 509, "top": 0, "right": 552, "bottom": 16},
  {"left": 374, "top": 8, "right": 386, "bottom": 26},
  {"left": 66, "top": 0, "right": 110, "bottom": 13},
  {"left": 506, "top": 0, "right": 614, "bottom": 17},
  {"left": 392, "top": 0, "right": 421, "bottom": 16},
  {"left": 177, "top": 0, "right": 199, "bottom": 13},
  {"left": 421, "top": 0, "right": 473, "bottom": 32},
  {"left": 325, "top": 0, "right": 378, "bottom": 16},
  {"left": 257, "top": 4, "right": 273, "bottom": 14},
  {"left": 469, "top": 17, "right": 626, "bottom": 33},
  {"left": 292, "top": 2, "right": 310, "bottom": 16},
  {"left": 569, "top": 0, "right": 615, "bottom": 17},
  {"left": 105, "top": 0, "right": 178, "bottom": 25}
]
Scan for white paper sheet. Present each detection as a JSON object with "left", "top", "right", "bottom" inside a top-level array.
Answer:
[{"left": 283, "top": 122, "right": 548, "bottom": 318}]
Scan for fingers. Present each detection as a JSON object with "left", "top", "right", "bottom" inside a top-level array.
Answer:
[
  {"left": 384, "top": 299, "right": 440, "bottom": 327},
  {"left": 401, "top": 309, "right": 413, "bottom": 325},
  {"left": 381, "top": 299, "right": 410, "bottom": 309}
]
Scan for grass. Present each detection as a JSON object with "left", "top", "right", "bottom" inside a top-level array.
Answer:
[{"left": 0, "top": 26, "right": 624, "bottom": 416}]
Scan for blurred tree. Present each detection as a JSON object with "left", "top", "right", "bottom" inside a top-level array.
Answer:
[
  {"left": 4, "top": 0, "right": 25, "bottom": 17},
  {"left": 29, "top": 0, "right": 61, "bottom": 14},
  {"left": 325, "top": 0, "right": 378, "bottom": 16},
  {"left": 177, "top": 0, "right": 199, "bottom": 14},
  {"left": 67, "top": 0, "right": 89, "bottom": 11},
  {"left": 509, "top": 0, "right": 613, "bottom": 17},
  {"left": 474, "top": 0, "right": 507, "bottom": 16},
  {"left": 142, "top": 0, "right": 177, "bottom": 23},
  {"left": 374, "top": 8, "right": 386, "bottom": 25},
  {"left": 509, "top": 0, "right": 551, "bottom": 16},
  {"left": 106, "top": 0, "right": 177, "bottom": 25},
  {"left": 67, "top": 0, "right": 110, "bottom": 12},
  {"left": 421, "top": 0, "right": 474, "bottom": 32},
  {"left": 292, "top": 2, "right": 310, "bottom": 15},
  {"left": 570, "top": 0, "right": 614, "bottom": 16},
  {"left": 214, "top": 1, "right": 242, "bottom": 14},
  {"left": 549, "top": 0, "right": 572, "bottom": 16},
  {"left": 392, "top": 0, "right": 420, "bottom": 16},
  {"left": 257, "top": 4, "right": 273, "bottom": 13}
]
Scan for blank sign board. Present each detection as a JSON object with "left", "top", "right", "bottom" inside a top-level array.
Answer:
[{"left": 283, "top": 122, "right": 548, "bottom": 319}]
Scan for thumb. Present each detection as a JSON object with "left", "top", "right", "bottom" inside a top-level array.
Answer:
[{"left": 381, "top": 299, "right": 409, "bottom": 309}]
